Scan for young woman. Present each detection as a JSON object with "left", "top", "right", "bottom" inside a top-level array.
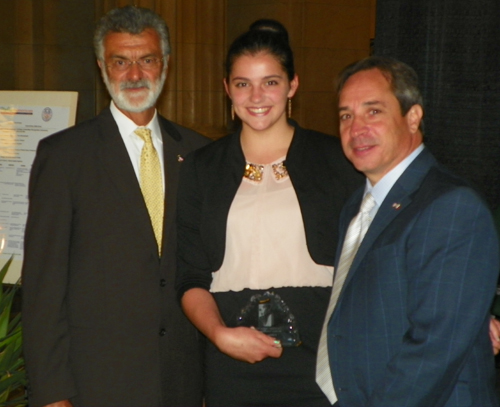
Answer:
[{"left": 176, "top": 20, "right": 362, "bottom": 406}]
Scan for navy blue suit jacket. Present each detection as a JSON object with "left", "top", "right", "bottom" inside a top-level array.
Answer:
[{"left": 327, "top": 148, "right": 499, "bottom": 407}]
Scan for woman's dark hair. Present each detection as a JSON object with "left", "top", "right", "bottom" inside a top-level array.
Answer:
[{"left": 225, "top": 19, "right": 295, "bottom": 81}]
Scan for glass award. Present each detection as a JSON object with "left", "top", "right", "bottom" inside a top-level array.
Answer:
[{"left": 236, "top": 291, "right": 301, "bottom": 347}]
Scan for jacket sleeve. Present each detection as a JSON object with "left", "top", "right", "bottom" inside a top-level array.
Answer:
[
  {"left": 175, "top": 151, "right": 214, "bottom": 300},
  {"left": 22, "top": 139, "right": 78, "bottom": 406}
]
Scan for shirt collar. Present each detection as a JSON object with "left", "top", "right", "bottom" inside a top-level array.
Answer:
[
  {"left": 109, "top": 101, "right": 162, "bottom": 143},
  {"left": 365, "top": 144, "right": 425, "bottom": 208}
]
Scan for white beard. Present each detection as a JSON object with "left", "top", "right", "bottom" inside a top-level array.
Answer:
[{"left": 101, "top": 68, "right": 167, "bottom": 113}]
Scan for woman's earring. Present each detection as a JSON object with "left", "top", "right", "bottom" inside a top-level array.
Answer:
[
  {"left": 288, "top": 98, "right": 292, "bottom": 118},
  {"left": 231, "top": 104, "right": 235, "bottom": 121}
]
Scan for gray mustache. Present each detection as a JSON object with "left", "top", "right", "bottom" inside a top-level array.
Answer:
[{"left": 120, "top": 80, "right": 151, "bottom": 90}]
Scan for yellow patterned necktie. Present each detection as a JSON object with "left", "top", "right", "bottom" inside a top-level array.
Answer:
[{"left": 135, "top": 127, "right": 163, "bottom": 255}]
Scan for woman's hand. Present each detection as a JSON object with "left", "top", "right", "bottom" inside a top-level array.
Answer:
[
  {"left": 213, "top": 325, "right": 283, "bottom": 363},
  {"left": 181, "top": 288, "right": 283, "bottom": 363},
  {"left": 489, "top": 317, "right": 500, "bottom": 355}
]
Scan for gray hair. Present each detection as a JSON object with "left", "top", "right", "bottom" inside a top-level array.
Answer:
[
  {"left": 94, "top": 5, "right": 170, "bottom": 61},
  {"left": 337, "top": 56, "right": 424, "bottom": 119}
]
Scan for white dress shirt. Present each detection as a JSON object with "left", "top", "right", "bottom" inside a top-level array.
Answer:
[
  {"left": 109, "top": 101, "right": 165, "bottom": 192},
  {"left": 364, "top": 144, "right": 425, "bottom": 218}
]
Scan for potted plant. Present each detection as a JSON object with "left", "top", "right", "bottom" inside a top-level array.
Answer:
[{"left": 0, "top": 256, "right": 26, "bottom": 406}]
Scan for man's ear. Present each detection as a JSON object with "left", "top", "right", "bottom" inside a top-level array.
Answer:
[{"left": 406, "top": 104, "right": 423, "bottom": 134}]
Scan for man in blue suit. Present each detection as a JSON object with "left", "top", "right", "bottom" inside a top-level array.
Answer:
[{"left": 320, "top": 56, "right": 499, "bottom": 406}]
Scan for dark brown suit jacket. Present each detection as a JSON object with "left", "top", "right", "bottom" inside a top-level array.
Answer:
[{"left": 22, "top": 107, "right": 210, "bottom": 407}]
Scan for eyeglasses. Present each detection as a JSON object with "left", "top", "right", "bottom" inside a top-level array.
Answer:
[{"left": 106, "top": 57, "right": 164, "bottom": 72}]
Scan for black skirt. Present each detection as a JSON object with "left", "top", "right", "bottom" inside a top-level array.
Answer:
[{"left": 206, "top": 286, "right": 332, "bottom": 407}]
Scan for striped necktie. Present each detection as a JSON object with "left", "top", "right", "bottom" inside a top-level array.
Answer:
[
  {"left": 316, "top": 193, "right": 376, "bottom": 403},
  {"left": 135, "top": 127, "right": 164, "bottom": 256}
]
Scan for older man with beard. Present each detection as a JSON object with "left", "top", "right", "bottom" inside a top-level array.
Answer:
[{"left": 22, "top": 6, "right": 209, "bottom": 407}]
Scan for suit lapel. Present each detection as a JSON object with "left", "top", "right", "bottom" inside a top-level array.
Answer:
[
  {"left": 96, "top": 109, "right": 157, "bottom": 250},
  {"left": 340, "top": 149, "right": 437, "bottom": 293}
]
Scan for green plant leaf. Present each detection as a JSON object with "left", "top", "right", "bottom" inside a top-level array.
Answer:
[
  {"left": 0, "top": 340, "right": 23, "bottom": 374},
  {"left": 0, "top": 372, "right": 25, "bottom": 398},
  {"left": 0, "top": 257, "right": 14, "bottom": 305},
  {"left": 0, "top": 257, "right": 25, "bottom": 407},
  {"left": 0, "top": 257, "right": 13, "bottom": 286}
]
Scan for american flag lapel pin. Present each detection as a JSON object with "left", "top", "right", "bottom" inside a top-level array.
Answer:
[
  {"left": 177, "top": 155, "right": 184, "bottom": 162},
  {"left": 392, "top": 203, "right": 401, "bottom": 210}
]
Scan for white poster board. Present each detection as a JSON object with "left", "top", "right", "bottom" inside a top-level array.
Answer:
[{"left": 0, "top": 91, "right": 78, "bottom": 283}]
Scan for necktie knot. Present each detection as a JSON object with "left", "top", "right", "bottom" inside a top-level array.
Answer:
[
  {"left": 360, "top": 192, "right": 376, "bottom": 214},
  {"left": 135, "top": 127, "right": 152, "bottom": 144}
]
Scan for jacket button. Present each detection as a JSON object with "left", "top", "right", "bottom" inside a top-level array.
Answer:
[
  {"left": 159, "top": 328, "right": 166, "bottom": 336},
  {"left": 160, "top": 279, "right": 166, "bottom": 287}
]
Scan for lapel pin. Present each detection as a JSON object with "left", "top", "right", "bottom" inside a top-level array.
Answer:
[
  {"left": 177, "top": 155, "right": 184, "bottom": 162},
  {"left": 392, "top": 203, "right": 401, "bottom": 210}
]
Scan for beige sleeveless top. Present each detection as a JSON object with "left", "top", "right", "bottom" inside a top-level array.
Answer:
[{"left": 210, "top": 157, "right": 334, "bottom": 293}]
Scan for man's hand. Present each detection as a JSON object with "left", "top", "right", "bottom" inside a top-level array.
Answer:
[{"left": 489, "top": 317, "right": 500, "bottom": 355}]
